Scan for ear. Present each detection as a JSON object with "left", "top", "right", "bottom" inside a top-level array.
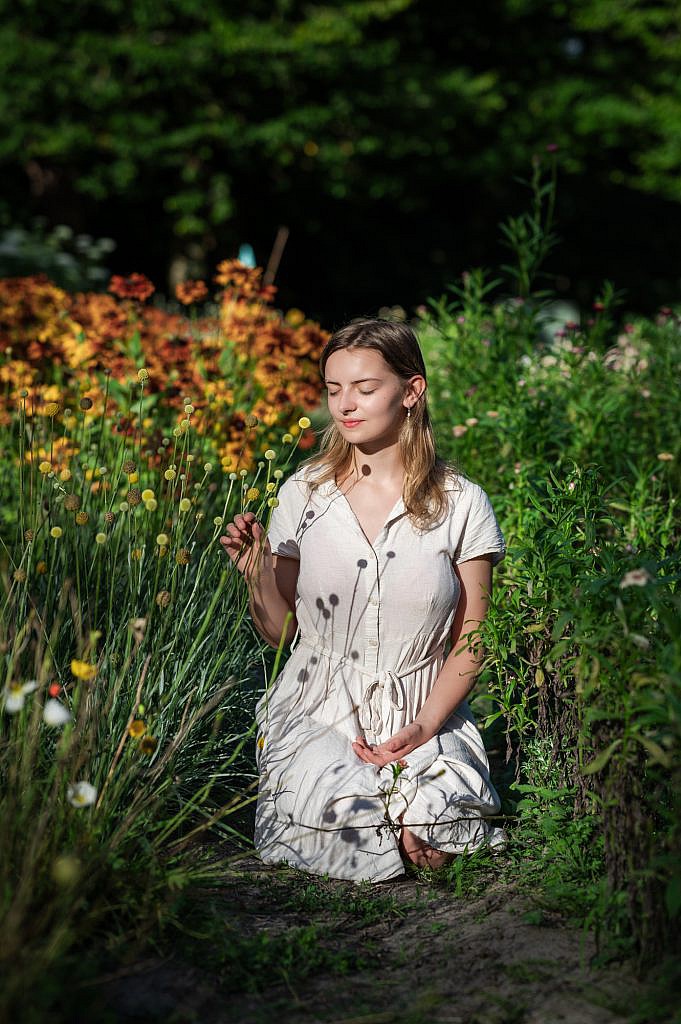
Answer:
[{"left": 405, "top": 374, "right": 427, "bottom": 405}]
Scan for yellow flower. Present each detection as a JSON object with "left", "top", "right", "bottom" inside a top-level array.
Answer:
[
  {"left": 128, "top": 471, "right": 139, "bottom": 484},
  {"left": 75, "top": 511, "right": 89, "bottom": 526},
  {"left": 257, "top": 736, "right": 265, "bottom": 750},
  {"left": 265, "top": 482, "right": 276, "bottom": 493},
  {"left": 131, "top": 547, "right": 143, "bottom": 561},
  {"left": 59, "top": 469, "right": 72, "bottom": 482},
  {"left": 95, "top": 533, "right": 107, "bottom": 544},
  {"left": 119, "top": 501, "right": 130, "bottom": 512},
  {"left": 282, "top": 433, "right": 293, "bottom": 444},
  {"left": 273, "top": 469, "right": 283, "bottom": 480},
  {"left": 36, "top": 560, "right": 48, "bottom": 574},
  {"left": 184, "top": 404, "right": 194, "bottom": 415},
  {"left": 298, "top": 416, "right": 311, "bottom": 429},
  {"left": 128, "top": 719, "right": 146, "bottom": 739},
  {"left": 144, "top": 498, "right": 158, "bottom": 512},
  {"left": 268, "top": 498, "right": 279, "bottom": 509},
  {"left": 246, "top": 487, "right": 260, "bottom": 502},
  {"left": 176, "top": 548, "right": 190, "bottom": 565},
  {"left": 213, "top": 516, "right": 223, "bottom": 526},
  {"left": 179, "top": 498, "right": 191, "bottom": 513},
  {"left": 156, "top": 533, "right": 169, "bottom": 546},
  {"left": 71, "top": 660, "right": 97, "bottom": 682},
  {"left": 264, "top": 449, "right": 276, "bottom": 460},
  {"left": 141, "top": 488, "right": 155, "bottom": 501},
  {"left": 44, "top": 402, "right": 60, "bottom": 417},
  {"left": 39, "top": 461, "right": 52, "bottom": 474},
  {"left": 164, "top": 469, "right": 176, "bottom": 481},
  {"left": 137, "top": 368, "right": 150, "bottom": 383},
  {"left": 204, "top": 462, "right": 213, "bottom": 473},
  {"left": 657, "top": 452, "right": 674, "bottom": 461},
  {"left": 50, "top": 526, "right": 63, "bottom": 539}
]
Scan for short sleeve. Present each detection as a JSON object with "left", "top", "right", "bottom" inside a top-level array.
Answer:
[
  {"left": 452, "top": 482, "right": 506, "bottom": 567},
  {"left": 267, "top": 475, "right": 304, "bottom": 560}
]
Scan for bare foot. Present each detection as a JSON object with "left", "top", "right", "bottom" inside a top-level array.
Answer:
[{"left": 399, "top": 825, "right": 454, "bottom": 870}]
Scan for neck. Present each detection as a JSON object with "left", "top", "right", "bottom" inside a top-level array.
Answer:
[{"left": 346, "top": 440, "right": 404, "bottom": 488}]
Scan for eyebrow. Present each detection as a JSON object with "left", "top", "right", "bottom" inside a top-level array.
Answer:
[{"left": 324, "top": 377, "right": 382, "bottom": 385}]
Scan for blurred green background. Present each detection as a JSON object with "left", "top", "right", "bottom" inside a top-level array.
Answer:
[{"left": 2, "top": 0, "right": 681, "bottom": 321}]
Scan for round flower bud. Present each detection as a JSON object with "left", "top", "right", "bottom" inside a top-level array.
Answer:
[
  {"left": 184, "top": 404, "right": 195, "bottom": 415},
  {"left": 264, "top": 449, "right": 276, "bottom": 461},
  {"left": 273, "top": 469, "right": 283, "bottom": 480},
  {"left": 95, "top": 532, "right": 107, "bottom": 544},
  {"left": 59, "top": 469, "right": 72, "bottom": 482},
  {"left": 164, "top": 469, "right": 176, "bottom": 481},
  {"left": 79, "top": 397, "right": 93, "bottom": 411},
  {"left": 298, "top": 416, "right": 311, "bottom": 429},
  {"left": 282, "top": 433, "right": 293, "bottom": 444},
  {"left": 179, "top": 498, "right": 191, "bottom": 513},
  {"left": 137, "top": 368, "right": 150, "bottom": 383},
  {"left": 141, "top": 489, "right": 155, "bottom": 502},
  {"left": 213, "top": 516, "right": 223, "bottom": 527},
  {"left": 156, "top": 533, "right": 169, "bottom": 546},
  {"left": 39, "top": 461, "right": 52, "bottom": 474},
  {"left": 246, "top": 487, "right": 260, "bottom": 502},
  {"left": 50, "top": 527, "right": 63, "bottom": 539},
  {"left": 119, "top": 501, "right": 130, "bottom": 513},
  {"left": 245, "top": 414, "right": 259, "bottom": 427},
  {"left": 266, "top": 482, "right": 276, "bottom": 493},
  {"left": 203, "top": 463, "right": 213, "bottom": 473},
  {"left": 267, "top": 498, "right": 279, "bottom": 509},
  {"left": 144, "top": 499, "right": 158, "bottom": 512}
]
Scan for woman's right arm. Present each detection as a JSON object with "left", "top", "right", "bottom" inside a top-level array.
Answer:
[{"left": 220, "top": 511, "right": 299, "bottom": 648}]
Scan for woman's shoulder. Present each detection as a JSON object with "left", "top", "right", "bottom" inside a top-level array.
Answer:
[
  {"left": 278, "top": 461, "right": 332, "bottom": 501},
  {"left": 442, "top": 468, "right": 496, "bottom": 511}
]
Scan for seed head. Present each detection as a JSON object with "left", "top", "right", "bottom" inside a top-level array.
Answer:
[
  {"left": 80, "top": 397, "right": 93, "bottom": 411},
  {"left": 104, "top": 511, "right": 115, "bottom": 525},
  {"left": 36, "top": 560, "right": 48, "bottom": 574},
  {"left": 75, "top": 511, "right": 89, "bottom": 526},
  {"left": 44, "top": 402, "right": 60, "bottom": 417},
  {"left": 122, "top": 460, "right": 136, "bottom": 474},
  {"left": 64, "top": 494, "right": 81, "bottom": 512},
  {"left": 245, "top": 414, "right": 259, "bottom": 428},
  {"left": 140, "top": 735, "right": 158, "bottom": 755},
  {"left": 24, "top": 529, "right": 35, "bottom": 542},
  {"left": 137, "top": 368, "right": 150, "bottom": 383},
  {"left": 128, "top": 719, "right": 146, "bottom": 738},
  {"left": 176, "top": 548, "right": 190, "bottom": 565},
  {"left": 127, "top": 487, "right": 142, "bottom": 507},
  {"left": 13, "top": 568, "right": 27, "bottom": 583}
]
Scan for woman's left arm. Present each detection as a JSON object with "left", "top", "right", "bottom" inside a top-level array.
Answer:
[{"left": 352, "top": 555, "right": 493, "bottom": 768}]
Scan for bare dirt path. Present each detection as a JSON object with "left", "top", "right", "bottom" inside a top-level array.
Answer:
[{"left": 100, "top": 854, "right": 645, "bottom": 1024}]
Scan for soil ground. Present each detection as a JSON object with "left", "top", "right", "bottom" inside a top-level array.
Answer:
[{"left": 96, "top": 852, "right": 647, "bottom": 1024}]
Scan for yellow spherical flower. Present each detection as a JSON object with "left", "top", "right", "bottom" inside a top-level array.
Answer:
[
  {"left": 246, "top": 487, "right": 260, "bottom": 502},
  {"left": 267, "top": 497, "right": 279, "bottom": 509},
  {"left": 266, "top": 482, "right": 276, "bottom": 493},
  {"left": 282, "top": 433, "right": 293, "bottom": 444},
  {"left": 71, "top": 660, "right": 97, "bottom": 682},
  {"left": 128, "top": 719, "right": 146, "bottom": 739},
  {"left": 75, "top": 511, "right": 89, "bottom": 526},
  {"left": 290, "top": 425, "right": 300, "bottom": 437},
  {"left": 39, "top": 461, "right": 52, "bottom": 474},
  {"left": 95, "top": 532, "right": 107, "bottom": 545},
  {"left": 164, "top": 469, "right": 176, "bottom": 481},
  {"left": 184, "top": 404, "right": 195, "bottom": 415},
  {"left": 131, "top": 547, "right": 143, "bottom": 561},
  {"left": 13, "top": 568, "right": 27, "bottom": 583},
  {"left": 186, "top": 454, "right": 195, "bottom": 463},
  {"left": 298, "top": 416, "right": 311, "bottom": 429},
  {"left": 155, "top": 590, "right": 171, "bottom": 608},
  {"left": 213, "top": 516, "right": 223, "bottom": 527},
  {"left": 204, "top": 462, "right": 213, "bottom": 473},
  {"left": 59, "top": 469, "right": 72, "bottom": 482},
  {"left": 144, "top": 498, "right": 158, "bottom": 512},
  {"left": 50, "top": 526, "right": 63, "bottom": 539},
  {"left": 273, "top": 469, "right": 283, "bottom": 480},
  {"left": 179, "top": 498, "right": 191, "bottom": 513},
  {"left": 137, "top": 368, "right": 150, "bottom": 383},
  {"left": 141, "top": 488, "right": 155, "bottom": 502},
  {"left": 128, "top": 471, "right": 139, "bottom": 484},
  {"left": 36, "top": 560, "right": 48, "bottom": 574},
  {"left": 119, "top": 501, "right": 130, "bottom": 513},
  {"left": 264, "top": 449, "right": 276, "bottom": 461},
  {"left": 156, "top": 533, "right": 169, "bottom": 546},
  {"left": 44, "top": 401, "right": 60, "bottom": 418}
]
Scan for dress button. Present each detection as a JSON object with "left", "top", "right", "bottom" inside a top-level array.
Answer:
[
  {"left": 367, "top": 637, "right": 378, "bottom": 647},
  {"left": 368, "top": 596, "right": 378, "bottom": 606}
]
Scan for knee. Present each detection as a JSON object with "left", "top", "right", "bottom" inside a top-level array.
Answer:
[{"left": 400, "top": 826, "right": 453, "bottom": 870}]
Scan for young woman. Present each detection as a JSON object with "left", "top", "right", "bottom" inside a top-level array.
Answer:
[{"left": 221, "top": 318, "right": 506, "bottom": 882}]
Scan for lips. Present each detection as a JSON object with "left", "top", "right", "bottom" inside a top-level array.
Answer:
[{"left": 341, "top": 420, "right": 363, "bottom": 427}]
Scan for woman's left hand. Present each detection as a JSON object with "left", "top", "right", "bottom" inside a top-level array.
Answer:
[{"left": 352, "top": 722, "right": 429, "bottom": 768}]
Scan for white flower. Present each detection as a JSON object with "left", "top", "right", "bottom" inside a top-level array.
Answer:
[
  {"left": 67, "top": 781, "right": 98, "bottom": 808},
  {"left": 619, "top": 568, "right": 655, "bottom": 589},
  {"left": 43, "top": 699, "right": 72, "bottom": 727},
  {"left": 3, "top": 680, "right": 38, "bottom": 714}
]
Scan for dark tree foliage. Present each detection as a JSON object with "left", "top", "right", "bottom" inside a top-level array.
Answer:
[{"left": 1, "top": 0, "right": 681, "bottom": 318}]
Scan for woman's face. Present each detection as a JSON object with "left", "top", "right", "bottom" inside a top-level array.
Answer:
[{"left": 324, "top": 347, "right": 421, "bottom": 449}]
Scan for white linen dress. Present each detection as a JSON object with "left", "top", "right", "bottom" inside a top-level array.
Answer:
[{"left": 254, "top": 464, "right": 506, "bottom": 882}]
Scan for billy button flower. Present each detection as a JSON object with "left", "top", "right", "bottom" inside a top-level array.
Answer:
[
  {"left": 164, "top": 468, "right": 176, "bottom": 481},
  {"left": 127, "top": 487, "right": 142, "bottom": 507},
  {"left": 36, "top": 561, "right": 48, "bottom": 574},
  {"left": 282, "top": 433, "right": 293, "bottom": 444},
  {"left": 268, "top": 498, "right": 279, "bottom": 509},
  {"left": 176, "top": 548, "right": 190, "bottom": 565},
  {"left": 71, "top": 659, "right": 97, "bottom": 682},
  {"left": 64, "top": 494, "right": 81, "bottom": 512},
  {"left": 179, "top": 498, "right": 191, "bottom": 513},
  {"left": 39, "top": 461, "right": 52, "bottom": 475},
  {"left": 122, "top": 460, "right": 136, "bottom": 475},
  {"left": 298, "top": 416, "right": 311, "bottom": 429},
  {"left": 44, "top": 401, "right": 60, "bottom": 418},
  {"left": 245, "top": 487, "right": 260, "bottom": 502},
  {"left": 137, "top": 368, "right": 150, "bottom": 383},
  {"left": 12, "top": 568, "right": 27, "bottom": 583},
  {"left": 128, "top": 719, "right": 146, "bottom": 739},
  {"left": 155, "top": 590, "right": 171, "bottom": 608},
  {"left": 264, "top": 449, "right": 276, "bottom": 461},
  {"left": 144, "top": 498, "right": 158, "bottom": 512},
  {"left": 50, "top": 527, "right": 63, "bottom": 539},
  {"left": 75, "top": 511, "right": 89, "bottom": 526},
  {"left": 95, "top": 533, "right": 107, "bottom": 545},
  {"left": 141, "top": 489, "right": 155, "bottom": 502}
]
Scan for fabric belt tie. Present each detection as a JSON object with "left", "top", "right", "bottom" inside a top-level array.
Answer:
[{"left": 294, "top": 636, "right": 443, "bottom": 740}]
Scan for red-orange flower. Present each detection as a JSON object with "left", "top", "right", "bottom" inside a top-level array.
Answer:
[
  {"left": 175, "top": 280, "right": 209, "bottom": 305},
  {"left": 108, "top": 274, "right": 155, "bottom": 302}
]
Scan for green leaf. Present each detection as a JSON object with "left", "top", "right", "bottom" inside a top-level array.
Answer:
[{"left": 582, "top": 739, "right": 622, "bottom": 775}]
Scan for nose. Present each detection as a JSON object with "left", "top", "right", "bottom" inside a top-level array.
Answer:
[{"left": 338, "top": 390, "right": 358, "bottom": 415}]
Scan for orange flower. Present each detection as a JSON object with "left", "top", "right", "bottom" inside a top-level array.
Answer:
[
  {"left": 108, "top": 274, "right": 155, "bottom": 301},
  {"left": 176, "top": 280, "right": 208, "bottom": 305}
]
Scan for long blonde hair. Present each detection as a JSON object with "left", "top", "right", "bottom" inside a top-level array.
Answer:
[{"left": 301, "top": 318, "right": 459, "bottom": 528}]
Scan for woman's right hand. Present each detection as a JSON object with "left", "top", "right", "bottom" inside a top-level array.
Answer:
[{"left": 220, "top": 512, "right": 272, "bottom": 582}]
